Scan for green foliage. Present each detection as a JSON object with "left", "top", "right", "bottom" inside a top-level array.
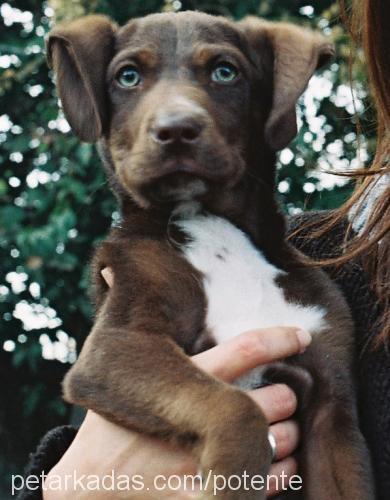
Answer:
[{"left": 0, "top": 0, "right": 375, "bottom": 496}]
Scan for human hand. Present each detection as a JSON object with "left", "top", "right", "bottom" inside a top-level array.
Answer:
[{"left": 43, "top": 268, "right": 307, "bottom": 499}]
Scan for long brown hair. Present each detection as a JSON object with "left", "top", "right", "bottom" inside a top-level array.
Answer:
[{"left": 297, "top": 0, "right": 389, "bottom": 343}]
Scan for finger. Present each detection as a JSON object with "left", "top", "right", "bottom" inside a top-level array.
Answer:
[
  {"left": 269, "top": 420, "right": 300, "bottom": 460},
  {"left": 248, "top": 384, "right": 297, "bottom": 423},
  {"left": 266, "top": 456, "right": 299, "bottom": 497},
  {"left": 192, "top": 327, "right": 311, "bottom": 382},
  {"left": 101, "top": 267, "right": 114, "bottom": 288}
]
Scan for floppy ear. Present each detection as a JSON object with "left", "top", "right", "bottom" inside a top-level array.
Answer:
[
  {"left": 239, "top": 18, "right": 334, "bottom": 151},
  {"left": 47, "top": 15, "right": 117, "bottom": 143}
]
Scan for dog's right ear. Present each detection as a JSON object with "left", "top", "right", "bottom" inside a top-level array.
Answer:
[
  {"left": 239, "top": 17, "right": 334, "bottom": 151},
  {"left": 47, "top": 15, "right": 117, "bottom": 142}
]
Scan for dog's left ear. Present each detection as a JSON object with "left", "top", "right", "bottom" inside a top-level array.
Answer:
[
  {"left": 47, "top": 15, "right": 117, "bottom": 142},
  {"left": 239, "top": 18, "right": 334, "bottom": 150}
]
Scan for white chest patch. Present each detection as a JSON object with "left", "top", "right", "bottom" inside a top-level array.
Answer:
[{"left": 176, "top": 213, "right": 326, "bottom": 348}]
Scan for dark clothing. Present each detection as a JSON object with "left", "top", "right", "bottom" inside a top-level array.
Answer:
[
  {"left": 17, "top": 426, "right": 77, "bottom": 499},
  {"left": 288, "top": 212, "right": 389, "bottom": 500},
  {"left": 17, "top": 212, "right": 390, "bottom": 499}
]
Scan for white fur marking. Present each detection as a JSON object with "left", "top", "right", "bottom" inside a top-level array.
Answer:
[{"left": 176, "top": 213, "right": 326, "bottom": 357}]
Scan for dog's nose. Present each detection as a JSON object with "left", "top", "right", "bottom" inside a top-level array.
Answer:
[{"left": 150, "top": 112, "right": 203, "bottom": 145}]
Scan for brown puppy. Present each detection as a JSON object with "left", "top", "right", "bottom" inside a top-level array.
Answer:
[{"left": 47, "top": 11, "right": 374, "bottom": 499}]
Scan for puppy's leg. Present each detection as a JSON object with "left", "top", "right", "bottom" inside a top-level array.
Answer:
[
  {"left": 300, "top": 401, "right": 375, "bottom": 500},
  {"left": 64, "top": 325, "right": 272, "bottom": 499},
  {"left": 264, "top": 364, "right": 375, "bottom": 499}
]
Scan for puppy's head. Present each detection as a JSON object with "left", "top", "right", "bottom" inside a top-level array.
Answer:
[{"left": 47, "top": 12, "right": 333, "bottom": 208}]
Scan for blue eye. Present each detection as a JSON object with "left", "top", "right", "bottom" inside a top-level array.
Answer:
[
  {"left": 211, "top": 62, "right": 239, "bottom": 83},
  {"left": 117, "top": 66, "right": 141, "bottom": 88}
]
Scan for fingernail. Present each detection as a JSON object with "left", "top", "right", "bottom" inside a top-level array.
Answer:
[{"left": 297, "top": 329, "right": 312, "bottom": 349}]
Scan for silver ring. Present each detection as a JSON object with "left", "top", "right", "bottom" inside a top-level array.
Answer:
[{"left": 268, "top": 431, "right": 277, "bottom": 462}]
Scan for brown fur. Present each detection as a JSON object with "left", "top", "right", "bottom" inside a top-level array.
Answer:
[{"left": 47, "top": 11, "right": 374, "bottom": 499}]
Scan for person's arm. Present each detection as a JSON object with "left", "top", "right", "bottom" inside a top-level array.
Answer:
[
  {"left": 20, "top": 267, "right": 308, "bottom": 499},
  {"left": 39, "top": 324, "right": 306, "bottom": 499}
]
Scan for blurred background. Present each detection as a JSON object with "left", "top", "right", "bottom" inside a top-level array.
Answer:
[{"left": 0, "top": 0, "right": 376, "bottom": 496}]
